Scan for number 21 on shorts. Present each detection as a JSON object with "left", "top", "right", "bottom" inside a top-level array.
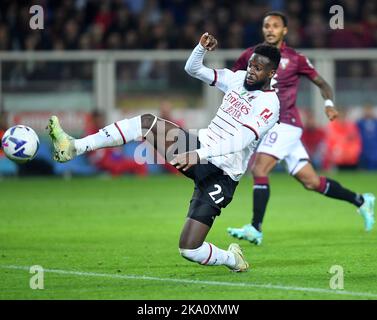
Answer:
[{"left": 208, "top": 184, "right": 224, "bottom": 204}]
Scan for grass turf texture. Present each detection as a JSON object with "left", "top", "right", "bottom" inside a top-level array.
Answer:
[{"left": 0, "top": 173, "right": 376, "bottom": 300}]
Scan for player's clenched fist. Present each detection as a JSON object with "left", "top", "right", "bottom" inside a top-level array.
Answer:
[{"left": 200, "top": 32, "right": 218, "bottom": 51}]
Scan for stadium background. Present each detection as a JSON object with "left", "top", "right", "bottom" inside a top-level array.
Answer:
[
  {"left": 1, "top": 0, "right": 377, "bottom": 300},
  {"left": 0, "top": 0, "right": 377, "bottom": 176}
]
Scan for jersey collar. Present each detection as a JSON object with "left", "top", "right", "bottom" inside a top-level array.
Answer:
[{"left": 279, "top": 41, "right": 287, "bottom": 51}]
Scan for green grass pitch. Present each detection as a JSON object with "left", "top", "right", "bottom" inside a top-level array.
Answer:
[{"left": 0, "top": 172, "right": 376, "bottom": 300}]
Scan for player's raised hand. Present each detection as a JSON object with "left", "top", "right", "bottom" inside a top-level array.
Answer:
[
  {"left": 170, "top": 151, "right": 199, "bottom": 171},
  {"left": 325, "top": 106, "right": 339, "bottom": 121},
  {"left": 199, "top": 32, "right": 218, "bottom": 51}
]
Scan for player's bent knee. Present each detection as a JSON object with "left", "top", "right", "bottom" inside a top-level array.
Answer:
[{"left": 140, "top": 113, "right": 157, "bottom": 130}]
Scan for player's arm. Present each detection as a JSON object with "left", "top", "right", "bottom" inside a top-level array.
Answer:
[
  {"left": 298, "top": 54, "right": 338, "bottom": 121},
  {"left": 170, "top": 125, "right": 257, "bottom": 171},
  {"left": 310, "top": 75, "right": 338, "bottom": 121},
  {"left": 184, "top": 32, "right": 234, "bottom": 93}
]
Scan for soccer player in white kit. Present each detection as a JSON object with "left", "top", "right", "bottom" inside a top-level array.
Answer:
[{"left": 47, "top": 33, "right": 280, "bottom": 272}]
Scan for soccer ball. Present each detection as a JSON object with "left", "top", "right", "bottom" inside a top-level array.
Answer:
[{"left": 1, "top": 125, "right": 40, "bottom": 164}]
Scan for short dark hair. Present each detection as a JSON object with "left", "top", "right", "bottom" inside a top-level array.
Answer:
[
  {"left": 263, "top": 11, "right": 288, "bottom": 27},
  {"left": 254, "top": 44, "right": 281, "bottom": 70}
]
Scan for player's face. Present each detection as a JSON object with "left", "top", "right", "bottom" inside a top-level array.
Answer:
[
  {"left": 262, "top": 15, "right": 287, "bottom": 46},
  {"left": 245, "top": 53, "right": 275, "bottom": 89}
]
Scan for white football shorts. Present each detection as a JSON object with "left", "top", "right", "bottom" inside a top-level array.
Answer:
[{"left": 256, "top": 122, "right": 310, "bottom": 175}]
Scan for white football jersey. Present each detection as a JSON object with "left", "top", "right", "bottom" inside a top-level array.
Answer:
[{"left": 199, "top": 69, "right": 280, "bottom": 181}]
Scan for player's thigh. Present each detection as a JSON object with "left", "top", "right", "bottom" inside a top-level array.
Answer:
[
  {"left": 284, "top": 140, "right": 310, "bottom": 176},
  {"left": 182, "top": 168, "right": 238, "bottom": 245},
  {"left": 185, "top": 185, "right": 223, "bottom": 228},
  {"left": 144, "top": 117, "right": 199, "bottom": 162}
]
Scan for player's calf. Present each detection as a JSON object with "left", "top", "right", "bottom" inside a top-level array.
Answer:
[
  {"left": 306, "top": 174, "right": 374, "bottom": 231},
  {"left": 301, "top": 177, "right": 320, "bottom": 191},
  {"left": 48, "top": 114, "right": 146, "bottom": 162}
]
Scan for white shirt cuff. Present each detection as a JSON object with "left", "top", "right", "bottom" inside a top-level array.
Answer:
[{"left": 195, "top": 148, "right": 209, "bottom": 160}]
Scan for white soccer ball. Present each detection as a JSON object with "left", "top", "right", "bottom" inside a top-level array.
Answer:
[{"left": 1, "top": 125, "right": 40, "bottom": 164}]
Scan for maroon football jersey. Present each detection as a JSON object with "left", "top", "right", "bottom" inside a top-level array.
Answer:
[{"left": 233, "top": 42, "right": 318, "bottom": 128}]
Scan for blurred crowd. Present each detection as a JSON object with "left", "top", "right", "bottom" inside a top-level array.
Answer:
[
  {"left": 301, "top": 104, "right": 377, "bottom": 171},
  {"left": 2, "top": 104, "right": 377, "bottom": 177},
  {"left": 0, "top": 0, "right": 376, "bottom": 52},
  {"left": 1, "top": 0, "right": 377, "bottom": 176},
  {"left": 0, "top": 0, "right": 376, "bottom": 90}
]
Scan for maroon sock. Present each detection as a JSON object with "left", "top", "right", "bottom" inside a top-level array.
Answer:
[{"left": 316, "top": 176, "right": 364, "bottom": 208}]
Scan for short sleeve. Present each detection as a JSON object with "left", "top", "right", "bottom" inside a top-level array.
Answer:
[{"left": 297, "top": 53, "right": 318, "bottom": 80}]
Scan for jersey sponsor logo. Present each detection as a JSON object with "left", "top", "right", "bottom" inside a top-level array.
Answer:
[
  {"left": 247, "top": 95, "right": 257, "bottom": 102},
  {"left": 223, "top": 92, "right": 251, "bottom": 114},
  {"left": 224, "top": 106, "right": 242, "bottom": 119},
  {"left": 222, "top": 91, "right": 252, "bottom": 120},
  {"left": 240, "top": 88, "right": 257, "bottom": 102},
  {"left": 240, "top": 105, "right": 250, "bottom": 114},
  {"left": 260, "top": 108, "right": 273, "bottom": 123}
]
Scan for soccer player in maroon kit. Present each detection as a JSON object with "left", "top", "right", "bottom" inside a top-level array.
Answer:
[{"left": 227, "top": 12, "right": 375, "bottom": 244}]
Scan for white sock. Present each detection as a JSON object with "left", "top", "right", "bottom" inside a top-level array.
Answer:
[
  {"left": 179, "top": 242, "right": 236, "bottom": 268},
  {"left": 74, "top": 116, "right": 142, "bottom": 156}
]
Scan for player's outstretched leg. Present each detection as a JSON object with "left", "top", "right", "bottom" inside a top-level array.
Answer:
[
  {"left": 47, "top": 114, "right": 184, "bottom": 163},
  {"left": 296, "top": 163, "right": 375, "bottom": 232},
  {"left": 179, "top": 218, "right": 249, "bottom": 272}
]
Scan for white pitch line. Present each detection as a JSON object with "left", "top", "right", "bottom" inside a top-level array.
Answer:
[{"left": 2, "top": 265, "right": 377, "bottom": 299}]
